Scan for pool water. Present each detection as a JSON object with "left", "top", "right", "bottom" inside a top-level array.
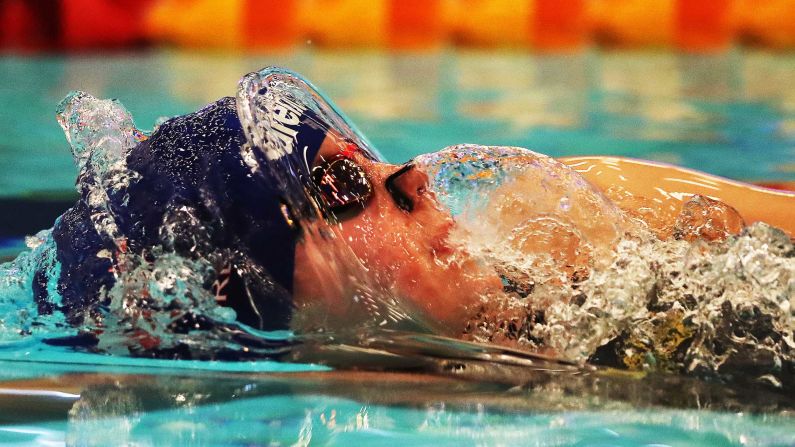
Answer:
[
  {"left": 2, "top": 49, "right": 794, "bottom": 200},
  {"left": 2, "top": 340, "right": 795, "bottom": 446},
  {"left": 5, "top": 383, "right": 795, "bottom": 446},
  {"left": 2, "top": 336, "right": 795, "bottom": 446},
  {"left": 1, "top": 49, "right": 794, "bottom": 445}
]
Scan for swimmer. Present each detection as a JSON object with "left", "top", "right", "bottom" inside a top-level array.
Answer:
[{"left": 24, "top": 67, "right": 795, "bottom": 359}]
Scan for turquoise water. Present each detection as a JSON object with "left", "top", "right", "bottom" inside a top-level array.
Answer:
[
  {"left": 2, "top": 49, "right": 795, "bottom": 445},
  {"left": 2, "top": 338, "right": 795, "bottom": 446},
  {"left": 6, "top": 390, "right": 795, "bottom": 446},
  {"left": 1, "top": 49, "right": 794, "bottom": 199}
]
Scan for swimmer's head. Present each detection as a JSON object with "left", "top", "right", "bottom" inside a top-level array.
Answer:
[
  {"left": 233, "top": 68, "right": 502, "bottom": 334},
  {"left": 131, "top": 67, "right": 499, "bottom": 336}
]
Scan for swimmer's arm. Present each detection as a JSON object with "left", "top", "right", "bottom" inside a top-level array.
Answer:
[{"left": 559, "top": 156, "right": 795, "bottom": 236}]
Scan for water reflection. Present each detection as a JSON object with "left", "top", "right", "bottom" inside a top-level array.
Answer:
[
  {"left": 2, "top": 49, "right": 795, "bottom": 200},
  {"left": 678, "top": 52, "right": 737, "bottom": 100},
  {"left": 2, "top": 364, "right": 794, "bottom": 446},
  {"left": 455, "top": 52, "right": 588, "bottom": 132}
]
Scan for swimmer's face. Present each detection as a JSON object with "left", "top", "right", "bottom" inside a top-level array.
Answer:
[{"left": 292, "top": 138, "right": 503, "bottom": 335}]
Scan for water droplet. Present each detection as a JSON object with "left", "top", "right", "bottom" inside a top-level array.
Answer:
[{"left": 559, "top": 196, "right": 571, "bottom": 212}]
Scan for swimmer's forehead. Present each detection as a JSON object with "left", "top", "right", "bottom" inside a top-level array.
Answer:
[{"left": 314, "top": 129, "right": 379, "bottom": 164}]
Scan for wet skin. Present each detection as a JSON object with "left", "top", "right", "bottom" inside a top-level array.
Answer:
[
  {"left": 293, "top": 140, "right": 503, "bottom": 334},
  {"left": 561, "top": 156, "right": 795, "bottom": 237},
  {"left": 291, "top": 140, "right": 795, "bottom": 336}
]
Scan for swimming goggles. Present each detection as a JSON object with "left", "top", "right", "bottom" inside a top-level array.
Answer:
[{"left": 311, "top": 144, "right": 416, "bottom": 219}]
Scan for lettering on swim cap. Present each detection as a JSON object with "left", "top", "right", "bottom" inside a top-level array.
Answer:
[{"left": 265, "top": 95, "right": 309, "bottom": 161}]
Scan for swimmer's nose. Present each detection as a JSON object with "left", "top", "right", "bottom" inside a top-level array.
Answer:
[{"left": 385, "top": 162, "right": 429, "bottom": 213}]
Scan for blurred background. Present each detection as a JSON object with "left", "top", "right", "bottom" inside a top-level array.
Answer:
[
  {"left": 1, "top": 0, "right": 795, "bottom": 257},
  {"left": 5, "top": 0, "right": 795, "bottom": 51}
]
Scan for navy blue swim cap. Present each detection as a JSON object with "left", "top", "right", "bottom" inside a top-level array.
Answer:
[
  {"left": 39, "top": 67, "right": 382, "bottom": 332},
  {"left": 126, "top": 95, "right": 331, "bottom": 329}
]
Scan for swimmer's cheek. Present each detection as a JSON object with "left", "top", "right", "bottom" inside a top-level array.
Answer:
[
  {"left": 393, "top": 254, "right": 503, "bottom": 335},
  {"left": 292, "top": 240, "right": 351, "bottom": 322},
  {"left": 293, "top": 157, "right": 501, "bottom": 334}
]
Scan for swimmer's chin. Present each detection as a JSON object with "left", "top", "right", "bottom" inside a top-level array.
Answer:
[{"left": 290, "top": 252, "right": 502, "bottom": 338}]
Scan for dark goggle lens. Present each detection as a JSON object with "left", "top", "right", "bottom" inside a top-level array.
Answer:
[{"left": 311, "top": 157, "right": 373, "bottom": 213}]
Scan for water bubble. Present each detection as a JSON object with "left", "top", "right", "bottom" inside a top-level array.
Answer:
[
  {"left": 558, "top": 196, "right": 571, "bottom": 212},
  {"left": 418, "top": 145, "right": 794, "bottom": 388}
]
